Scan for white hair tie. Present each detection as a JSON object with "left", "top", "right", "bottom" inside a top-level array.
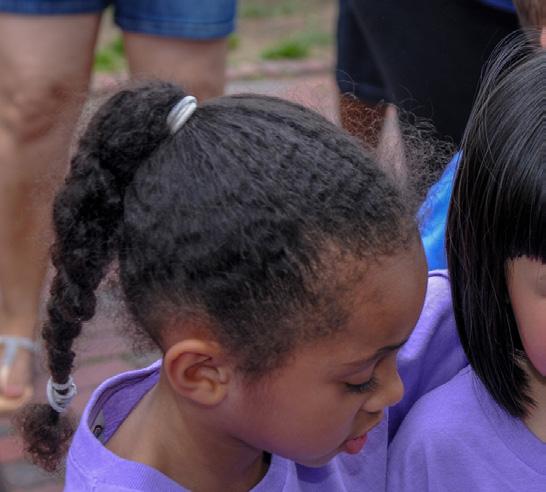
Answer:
[
  {"left": 167, "top": 96, "right": 198, "bottom": 134},
  {"left": 47, "top": 376, "right": 77, "bottom": 413}
]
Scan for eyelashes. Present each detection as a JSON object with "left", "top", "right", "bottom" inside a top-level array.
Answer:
[{"left": 345, "top": 376, "right": 379, "bottom": 394}]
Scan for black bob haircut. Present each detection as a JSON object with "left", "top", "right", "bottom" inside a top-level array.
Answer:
[{"left": 447, "top": 33, "right": 545, "bottom": 418}]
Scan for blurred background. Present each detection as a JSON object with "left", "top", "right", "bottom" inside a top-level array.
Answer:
[{"left": 93, "top": 0, "right": 338, "bottom": 117}]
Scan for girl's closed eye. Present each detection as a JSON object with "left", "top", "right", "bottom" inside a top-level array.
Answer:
[{"left": 345, "top": 376, "right": 378, "bottom": 394}]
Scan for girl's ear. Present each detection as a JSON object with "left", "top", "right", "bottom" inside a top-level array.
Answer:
[
  {"left": 541, "top": 27, "right": 546, "bottom": 48},
  {"left": 163, "top": 339, "right": 232, "bottom": 406}
]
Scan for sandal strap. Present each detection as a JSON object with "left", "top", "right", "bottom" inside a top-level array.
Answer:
[{"left": 0, "top": 336, "right": 37, "bottom": 369}]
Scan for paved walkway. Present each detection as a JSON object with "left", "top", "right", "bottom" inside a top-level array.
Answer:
[{"left": 1, "top": 72, "right": 337, "bottom": 492}]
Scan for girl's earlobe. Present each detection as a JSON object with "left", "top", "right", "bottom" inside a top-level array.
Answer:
[{"left": 164, "top": 340, "right": 231, "bottom": 406}]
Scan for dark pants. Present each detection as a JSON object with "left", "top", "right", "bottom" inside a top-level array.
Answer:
[{"left": 336, "top": 0, "right": 519, "bottom": 142}]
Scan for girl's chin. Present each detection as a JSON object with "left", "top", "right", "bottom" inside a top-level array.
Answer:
[{"left": 294, "top": 448, "right": 347, "bottom": 468}]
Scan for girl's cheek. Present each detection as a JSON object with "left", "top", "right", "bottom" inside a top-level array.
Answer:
[
  {"left": 523, "top": 337, "right": 546, "bottom": 376},
  {"left": 517, "top": 302, "right": 546, "bottom": 376}
]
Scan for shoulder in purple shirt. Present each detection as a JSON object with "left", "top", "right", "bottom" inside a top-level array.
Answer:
[{"left": 388, "top": 366, "right": 546, "bottom": 491}]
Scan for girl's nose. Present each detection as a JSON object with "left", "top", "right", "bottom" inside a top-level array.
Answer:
[{"left": 362, "top": 355, "right": 404, "bottom": 413}]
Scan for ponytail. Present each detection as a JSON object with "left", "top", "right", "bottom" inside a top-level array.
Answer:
[{"left": 15, "top": 82, "right": 186, "bottom": 471}]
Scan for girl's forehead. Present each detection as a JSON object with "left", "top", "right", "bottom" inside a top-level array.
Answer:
[{"left": 302, "top": 244, "right": 428, "bottom": 368}]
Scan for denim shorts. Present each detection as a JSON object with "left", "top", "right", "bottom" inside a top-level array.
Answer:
[{"left": 0, "top": 0, "right": 237, "bottom": 39}]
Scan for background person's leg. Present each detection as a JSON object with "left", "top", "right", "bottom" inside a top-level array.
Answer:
[
  {"left": 123, "top": 35, "right": 228, "bottom": 100},
  {"left": 116, "top": 0, "right": 236, "bottom": 100},
  {"left": 0, "top": 13, "right": 101, "bottom": 400}
]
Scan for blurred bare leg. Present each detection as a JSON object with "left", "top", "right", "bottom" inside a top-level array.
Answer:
[
  {"left": 123, "top": 33, "right": 228, "bottom": 100},
  {"left": 376, "top": 105, "right": 406, "bottom": 183},
  {"left": 0, "top": 14, "right": 100, "bottom": 400}
]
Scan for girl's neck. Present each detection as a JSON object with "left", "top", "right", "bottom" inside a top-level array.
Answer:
[
  {"left": 106, "top": 371, "right": 269, "bottom": 492},
  {"left": 523, "top": 360, "right": 546, "bottom": 443}
]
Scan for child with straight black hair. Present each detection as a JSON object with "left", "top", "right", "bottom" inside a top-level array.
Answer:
[
  {"left": 16, "top": 83, "right": 464, "bottom": 491},
  {"left": 388, "top": 34, "right": 546, "bottom": 491}
]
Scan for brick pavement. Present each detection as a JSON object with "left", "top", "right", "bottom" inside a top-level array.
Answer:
[{"left": 2, "top": 72, "right": 337, "bottom": 492}]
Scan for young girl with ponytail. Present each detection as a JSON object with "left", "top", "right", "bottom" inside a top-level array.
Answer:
[{"left": 16, "top": 83, "right": 464, "bottom": 490}]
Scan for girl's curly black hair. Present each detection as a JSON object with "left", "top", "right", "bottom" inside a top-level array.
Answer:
[{"left": 15, "top": 80, "right": 443, "bottom": 472}]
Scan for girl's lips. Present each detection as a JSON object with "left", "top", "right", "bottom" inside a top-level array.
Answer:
[{"left": 342, "top": 433, "right": 368, "bottom": 454}]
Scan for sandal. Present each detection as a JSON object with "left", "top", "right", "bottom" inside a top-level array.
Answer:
[{"left": 0, "top": 335, "right": 37, "bottom": 414}]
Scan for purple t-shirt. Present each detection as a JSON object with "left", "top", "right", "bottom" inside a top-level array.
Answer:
[
  {"left": 65, "top": 271, "right": 466, "bottom": 491},
  {"left": 388, "top": 366, "right": 546, "bottom": 491}
]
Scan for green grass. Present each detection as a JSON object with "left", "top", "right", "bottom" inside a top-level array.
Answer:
[
  {"left": 297, "top": 29, "right": 332, "bottom": 48},
  {"left": 228, "top": 33, "right": 241, "bottom": 51},
  {"left": 240, "top": 0, "right": 301, "bottom": 19},
  {"left": 260, "top": 27, "right": 332, "bottom": 61},
  {"left": 94, "top": 36, "right": 126, "bottom": 72},
  {"left": 261, "top": 39, "right": 310, "bottom": 60}
]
